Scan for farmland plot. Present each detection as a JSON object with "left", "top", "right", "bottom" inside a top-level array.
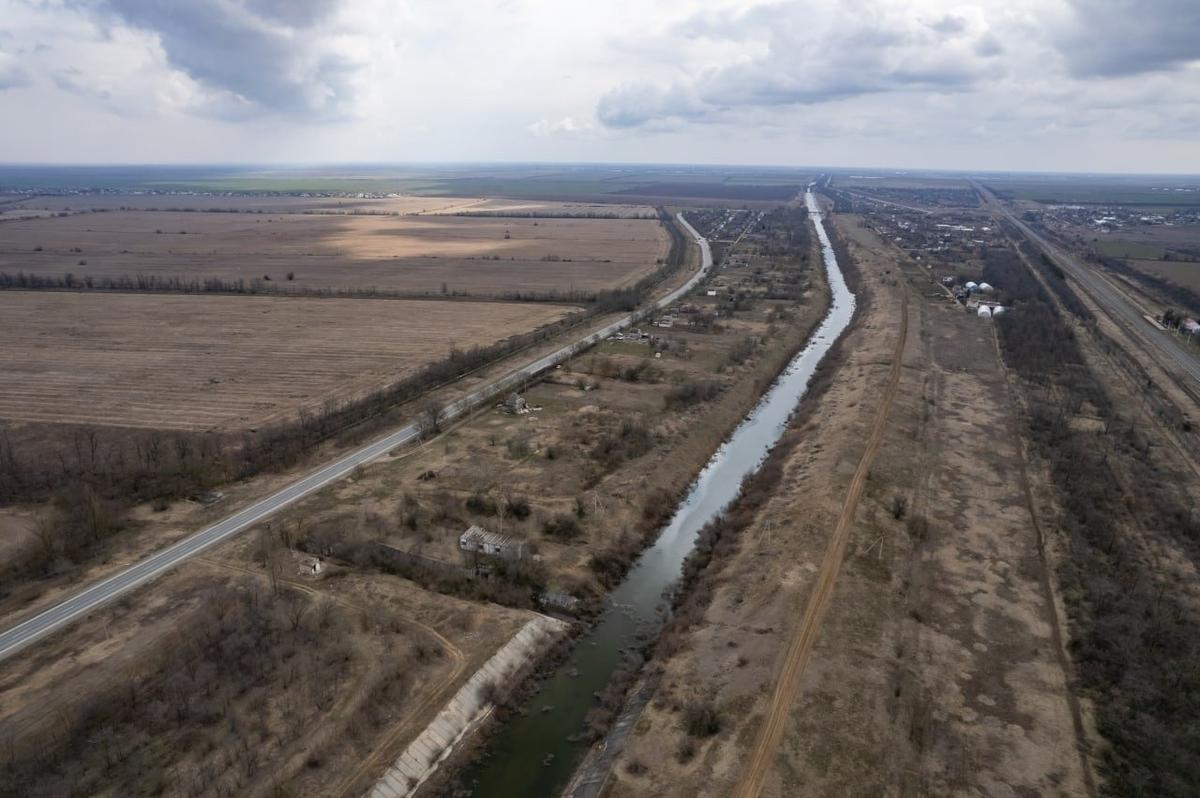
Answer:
[
  {"left": 0, "top": 211, "right": 669, "bottom": 294},
  {"left": 0, "top": 291, "right": 576, "bottom": 431}
]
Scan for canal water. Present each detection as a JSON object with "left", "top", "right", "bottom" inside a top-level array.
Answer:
[{"left": 464, "top": 190, "right": 856, "bottom": 797}]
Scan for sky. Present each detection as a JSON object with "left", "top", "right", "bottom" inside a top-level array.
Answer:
[{"left": 0, "top": 0, "right": 1197, "bottom": 173}]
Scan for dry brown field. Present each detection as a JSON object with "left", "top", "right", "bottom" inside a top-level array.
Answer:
[
  {"left": 428, "top": 198, "right": 657, "bottom": 217},
  {"left": 0, "top": 291, "right": 575, "bottom": 431},
  {"left": 4, "top": 194, "right": 658, "bottom": 217},
  {"left": 0, "top": 210, "right": 669, "bottom": 294},
  {"left": 5, "top": 194, "right": 486, "bottom": 215}
]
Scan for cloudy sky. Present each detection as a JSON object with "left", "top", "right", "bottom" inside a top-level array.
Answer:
[{"left": 0, "top": 0, "right": 1197, "bottom": 172}]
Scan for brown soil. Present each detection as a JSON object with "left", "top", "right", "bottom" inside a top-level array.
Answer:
[
  {"left": 0, "top": 211, "right": 668, "bottom": 294},
  {"left": 0, "top": 291, "right": 575, "bottom": 431},
  {"left": 7, "top": 194, "right": 658, "bottom": 218},
  {"left": 7, "top": 194, "right": 489, "bottom": 215}
]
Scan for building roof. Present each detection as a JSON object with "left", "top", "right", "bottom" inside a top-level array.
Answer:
[{"left": 460, "top": 525, "right": 514, "bottom": 549}]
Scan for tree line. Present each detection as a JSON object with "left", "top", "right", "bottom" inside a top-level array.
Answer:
[
  {"left": 988, "top": 241, "right": 1200, "bottom": 796},
  {"left": 0, "top": 271, "right": 648, "bottom": 307}
]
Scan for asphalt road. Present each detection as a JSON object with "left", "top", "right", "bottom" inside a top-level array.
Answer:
[
  {"left": 977, "top": 184, "right": 1200, "bottom": 386},
  {"left": 0, "top": 215, "right": 714, "bottom": 664}
]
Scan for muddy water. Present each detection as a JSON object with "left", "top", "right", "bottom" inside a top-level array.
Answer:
[{"left": 464, "top": 190, "right": 855, "bottom": 797}]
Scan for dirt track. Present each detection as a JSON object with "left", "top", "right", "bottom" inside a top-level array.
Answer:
[{"left": 733, "top": 292, "right": 909, "bottom": 797}]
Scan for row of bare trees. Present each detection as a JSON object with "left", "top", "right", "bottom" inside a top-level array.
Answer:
[{"left": 988, "top": 241, "right": 1200, "bottom": 796}]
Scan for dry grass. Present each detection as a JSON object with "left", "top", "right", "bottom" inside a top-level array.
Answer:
[
  {"left": 1130, "top": 258, "right": 1200, "bottom": 292},
  {"left": 0, "top": 211, "right": 669, "bottom": 294},
  {"left": 0, "top": 541, "right": 530, "bottom": 798},
  {"left": 427, "top": 198, "right": 657, "bottom": 217},
  {"left": 0, "top": 291, "right": 575, "bottom": 431},
  {"left": 7, "top": 194, "right": 488, "bottom": 215},
  {"left": 608, "top": 215, "right": 1091, "bottom": 798}
]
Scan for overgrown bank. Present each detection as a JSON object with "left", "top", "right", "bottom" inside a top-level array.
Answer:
[{"left": 987, "top": 242, "right": 1200, "bottom": 796}]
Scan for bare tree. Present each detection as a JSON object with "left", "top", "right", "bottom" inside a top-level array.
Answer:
[
  {"left": 259, "top": 528, "right": 289, "bottom": 595},
  {"left": 416, "top": 399, "right": 445, "bottom": 439},
  {"left": 30, "top": 510, "right": 60, "bottom": 570},
  {"left": 284, "top": 592, "right": 308, "bottom": 632}
]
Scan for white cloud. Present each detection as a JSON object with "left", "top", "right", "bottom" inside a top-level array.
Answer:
[
  {"left": 83, "top": 0, "right": 373, "bottom": 118},
  {"left": 597, "top": 1, "right": 1008, "bottom": 127},
  {"left": 0, "top": 0, "right": 1196, "bottom": 171},
  {"left": 528, "top": 116, "right": 594, "bottom": 137}
]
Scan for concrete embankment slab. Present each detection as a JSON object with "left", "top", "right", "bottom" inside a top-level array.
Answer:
[{"left": 367, "top": 614, "right": 569, "bottom": 798}]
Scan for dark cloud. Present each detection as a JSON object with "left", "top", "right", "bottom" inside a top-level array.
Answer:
[
  {"left": 597, "top": 83, "right": 706, "bottom": 128},
  {"left": 926, "top": 14, "right": 968, "bottom": 34},
  {"left": 974, "top": 34, "right": 1004, "bottom": 58},
  {"left": 84, "top": 0, "right": 361, "bottom": 116},
  {"left": 244, "top": 0, "right": 334, "bottom": 27},
  {"left": 599, "top": 1, "right": 998, "bottom": 128},
  {"left": 1057, "top": 0, "right": 1200, "bottom": 77}
]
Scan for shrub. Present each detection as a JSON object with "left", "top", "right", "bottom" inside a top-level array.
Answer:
[
  {"left": 466, "top": 492, "right": 498, "bottom": 516},
  {"left": 590, "top": 418, "right": 655, "bottom": 470},
  {"left": 542, "top": 513, "right": 581, "bottom": 541},
  {"left": 726, "top": 335, "right": 757, "bottom": 366},
  {"left": 683, "top": 700, "right": 721, "bottom": 738},
  {"left": 664, "top": 380, "right": 722, "bottom": 411},
  {"left": 506, "top": 495, "right": 531, "bottom": 520},
  {"left": 506, "top": 434, "right": 532, "bottom": 459}
]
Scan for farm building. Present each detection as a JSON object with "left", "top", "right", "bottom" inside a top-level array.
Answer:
[{"left": 459, "top": 525, "right": 528, "bottom": 561}]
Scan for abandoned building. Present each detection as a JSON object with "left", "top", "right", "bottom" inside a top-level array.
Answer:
[{"left": 459, "top": 525, "right": 528, "bottom": 561}]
